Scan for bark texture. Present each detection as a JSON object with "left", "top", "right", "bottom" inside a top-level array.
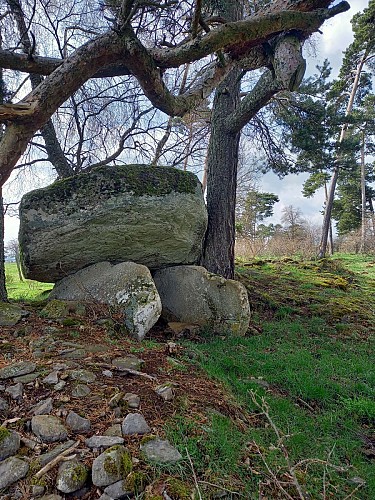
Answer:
[
  {"left": 203, "top": 33, "right": 306, "bottom": 278},
  {"left": 0, "top": 187, "right": 6, "bottom": 302}
]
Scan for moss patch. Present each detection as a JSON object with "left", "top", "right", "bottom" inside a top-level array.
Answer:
[
  {"left": 165, "top": 477, "right": 192, "bottom": 499},
  {"left": 103, "top": 446, "right": 133, "bottom": 478},
  {"left": 0, "top": 426, "right": 11, "bottom": 442},
  {"left": 124, "top": 471, "right": 148, "bottom": 494},
  {"left": 21, "top": 165, "right": 199, "bottom": 211}
]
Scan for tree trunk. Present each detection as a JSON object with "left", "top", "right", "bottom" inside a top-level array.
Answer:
[
  {"left": 0, "top": 27, "right": 6, "bottom": 301},
  {"left": 0, "top": 187, "right": 7, "bottom": 301},
  {"left": 360, "top": 130, "right": 366, "bottom": 253},
  {"left": 8, "top": 0, "right": 74, "bottom": 179},
  {"left": 318, "top": 166, "right": 339, "bottom": 259},
  {"left": 318, "top": 56, "right": 366, "bottom": 258},
  {"left": 324, "top": 182, "right": 334, "bottom": 255},
  {"left": 15, "top": 249, "right": 23, "bottom": 282},
  {"left": 202, "top": 68, "right": 241, "bottom": 279},
  {"left": 201, "top": 0, "right": 243, "bottom": 279}
]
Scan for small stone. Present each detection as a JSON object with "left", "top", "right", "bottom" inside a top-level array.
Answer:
[
  {"left": 112, "top": 356, "right": 144, "bottom": 371},
  {"left": 122, "top": 413, "right": 150, "bottom": 435},
  {"left": 155, "top": 383, "right": 174, "bottom": 401},
  {"left": 71, "top": 384, "right": 91, "bottom": 397},
  {"left": 85, "top": 435, "right": 124, "bottom": 449},
  {"left": 0, "top": 427, "right": 20, "bottom": 460},
  {"left": 0, "top": 384, "right": 5, "bottom": 391},
  {"left": 102, "top": 370, "right": 113, "bottom": 378},
  {"left": 31, "top": 415, "right": 68, "bottom": 443},
  {"left": 13, "top": 372, "right": 40, "bottom": 383},
  {"left": 32, "top": 349, "right": 44, "bottom": 358},
  {"left": 53, "top": 363, "right": 69, "bottom": 371},
  {"left": 38, "top": 440, "right": 76, "bottom": 466},
  {"left": 91, "top": 445, "right": 132, "bottom": 487},
  {"left": 32, "top": 484, "right": 45, "bottom": 497},
  {"left": 140, "top": 438, "right": 182, "bottom": 463},
  {"left": 66, "top": 411, "right": 91, "bottom": 433},
  {"left": 0, "top": 456, "right": 29, "bottom": 489},
  {"left": 54, "top": 380, "right": 67, "bottom": 391},
  {"left": 113, "top": 407, "right": 122, "bottom": 418},
  {"left": 104, "top": 479, "right": 133, "bottom": 498},
  {"left": 56, "top": 459, "right": 89, "bottom": 493},
  {"left": 124, "top": 393, "right": 140, "bottom": 409},
  {"left": 98, "top": 494, "right": 112, "bottom": 500},
  {"left": 85, "top": 344, "right": 109, "bottom": 353},
  {"left": 104, "top": 424, "right": 122, "bottom": 437},
  {"left": 5, "top": 382, "right": 23, "bottom": 400},
  {"left": 0, "top": 361, "right": 36, "bottom": 380},
  {"left": 0, "top": 397, "right": 9, "bottom": 411},
  {"left": 43, "top": 371, "right": 59, "bottom": 384},
  {"left": 61, "top": 349, "right": 86, "bottom": 359},
  {"left": 69, "top": 369, "right": 96, "bottom": 383},
  {"left": 32, "top": 397, "right": 53, "bottom": 415}
]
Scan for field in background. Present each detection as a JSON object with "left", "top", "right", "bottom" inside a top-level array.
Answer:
[{"left": 5, "top": 262, "right": 52, "bottom": 301}]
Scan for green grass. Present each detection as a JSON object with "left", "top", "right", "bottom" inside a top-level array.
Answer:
[
  {"left": 5, "top": 262, "right": 51, "bottom": 301},
  {"left": 166, "top": 254, "right": 375, "bottom": 498},
  {"left": 5, "top": 255, "right": 374, "bottom": 498}
]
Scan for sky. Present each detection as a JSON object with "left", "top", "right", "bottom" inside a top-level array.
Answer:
[
  {"left": 260, "top": 0, "right": 370, "bottom": 228},
  {"left": 3, "top": 0, "right": 371, "bottom": 244}
]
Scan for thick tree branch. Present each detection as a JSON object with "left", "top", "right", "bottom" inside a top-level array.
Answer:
[
  {"left": 227, "top": 35, "right": 306, "bottom": 133},
  {"left": 152, "top": 3, "right": 350, "bottom": 68},
  {"left": 7, "top": 0, "right": 74, "bottom": 178}
]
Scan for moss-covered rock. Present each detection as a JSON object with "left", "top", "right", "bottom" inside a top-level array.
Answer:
[
  {"left": 56, "top": 459, "right": 88, "bottom": 493},
  {"left": 19, "top": 164, "right": 207, "bottom": 282},
  {"left": 0, "top": 302, "right": 27, "bottom": 327},
  {"left": 92, "top": 445, "right": 132, "bottom": 487}
]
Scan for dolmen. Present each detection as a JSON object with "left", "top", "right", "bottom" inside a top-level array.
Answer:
[{"left": 19, "top": 164, "right": 250, "bottom": 340}]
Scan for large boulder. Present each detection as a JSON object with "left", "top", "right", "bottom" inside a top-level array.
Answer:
[
  {"left": 19, "top": 165, "right": 207, "bottom": 282},
  {"left": 153, "top": 265, "right": 250, "bottom": 336},
  {"left": 50, "top": 261, "right": 162, "bottom": 341}
]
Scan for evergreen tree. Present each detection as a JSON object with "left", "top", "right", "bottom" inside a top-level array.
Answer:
[{"left": 236, "top": 189, "right": 279, "bottom": 241}]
